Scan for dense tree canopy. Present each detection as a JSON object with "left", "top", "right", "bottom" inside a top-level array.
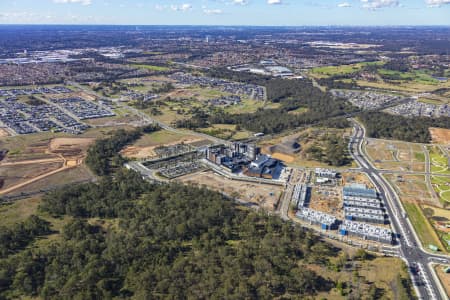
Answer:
[
  {"left": 175, "top": 74, "right": 356, "bottom": 134},
  {"left": 359, "top": 112, "right": 450, "bottom": 143},
  {"left": 0, "top": 215, "right": 51, "bottom": 258},
  {"left": 0, "top": 170, "right": 336, "bottom": 299},
  {"left": 85, "top": 124, "right": 160, "bottom": 175}
]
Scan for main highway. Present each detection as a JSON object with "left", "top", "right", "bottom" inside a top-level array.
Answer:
[{"left": 349, "top": 119, "right": 449, "bottom": 300}]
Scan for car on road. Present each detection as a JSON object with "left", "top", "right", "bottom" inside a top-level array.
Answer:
[{"left": 409, "top": 263, "right": 419, "bottom": 274}]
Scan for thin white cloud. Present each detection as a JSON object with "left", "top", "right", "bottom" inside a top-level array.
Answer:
[
  {"left": 360, "top": 0, "right": 399, "bottom": 10},
  {"left": 267, "top": 0, "right": 283, "bottom": 5},
  {"left": 338, "top": 2, "right": 352, "bottom": 7},
  {"left": 170, "top": 3, "right": 192, "bottom": 11},
  {"left": 53, "top": 0, "right": 92, "bottom": 5},
  {"left": 425, "top": 0, "right": 450, "bottom": 7},
  {"left": 232, "top": 0, "right": 249, "bottom": 5},
  {"left": 203, "top": 8, "right": 224, "bottom": 14}
]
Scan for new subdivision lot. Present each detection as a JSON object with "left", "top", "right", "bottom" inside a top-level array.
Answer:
[
  {"left": 365, "top": 139, "right": 425, "bottom": 172},
  {"left": 385, "top": 174, "right": 433, "bottom": 204}
]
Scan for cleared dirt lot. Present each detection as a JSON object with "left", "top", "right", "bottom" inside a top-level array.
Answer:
[
  {"left": 177, "top": 170, "right": 283, "bottom": 211},
  {"left": 430, "top": 127, "right": 450, "bottom": 144},
  {"left": 310, "top": 186, "right": 342, "bottom": 217},
  {"left": 0, "top": 137, "right": 94, "bottom": 195},
  {"left": 3, "top": 164, "right": 95, "bottom": 198},
  {"left": 49, "top": 137, "right": 94, "bottom": 152},
  {"left": 121, "top": 130, "right": 206, "bottom": 159},
  {"left": 0, "top": 162, "right": 64, "bottom": 190},
  {"left": 385, "top": 174, "right": 433, "bottom": 204},
  {"left": 0, "top": 128, "right": 10, "bottom": 137},
  {"left": 342, "top": 172, "right": 374, "bottom": 188}
]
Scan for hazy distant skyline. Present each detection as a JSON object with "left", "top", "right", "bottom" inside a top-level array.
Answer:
[{"left": 1, "top": 0, "right": 450, "bottom": 26}]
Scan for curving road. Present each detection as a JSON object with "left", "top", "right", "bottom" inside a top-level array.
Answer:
[{"left": 349, "top": 119, "right": 449, "bottom": 300}]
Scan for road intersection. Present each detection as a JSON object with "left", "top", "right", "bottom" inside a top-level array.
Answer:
[{"left": 350, "top": 119, "right": 449, "bottom": 300}]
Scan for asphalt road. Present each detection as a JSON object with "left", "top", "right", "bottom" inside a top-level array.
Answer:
[{"left": 349, "top": 119, "right": 449, "bottom": 300}]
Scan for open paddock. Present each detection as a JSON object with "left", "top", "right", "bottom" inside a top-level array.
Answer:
[
  {"left": 83, "top": 114, "right": 142, "bottom": 127},
  {"left": 121, "top": 130, "right": 207, "bottom": 160},
  {"left": 177, "top": 170, "right": 283, "bottom": 211},
  {"left": 356, "top": 76, "right": 450, "bottom": 94},
  {"left": 0, "top": 197, "right": 41, "bottom": 226},
  {"left": 0, "top": 126, "right": 134, "bottom": 158},
  {"left": 198, "top": 124, "right": 252, "bottom": 141}
]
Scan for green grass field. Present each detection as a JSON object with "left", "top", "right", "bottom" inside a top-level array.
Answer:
[
  {"left": 414, "top": 152, "right": 426, "bottom": 162},
  {"left": 223, "top": 99, "right": 265, "bottom": 114},
  {"left": 431, "top": 176, "right": 450, "bottom": 203},
  {"left": 403, "top": 202, "right": 445, "bottom": 251},
  {"left": 198, "top": 124, "right": 252, "bottom": 141},
  {"left": 0, "top": 197, "right": 71, "bottom": 231},
  {"left": 133, "top": 130, "right": 200, "bottom": 147},
  {"left": 310, "top": 61, "right": 383, "bottom": 77},
  {"left": 418, "top": 97, "right": 444, "bottom": 105},
  {"left": 377, "top": 69, "right": 439, "bottom": 84},
  {"left": 129, "top": 64, "right": 170, "bottom": 71},
  {"left": 429, "top": 147, "right": 450, "bottom": 175}
]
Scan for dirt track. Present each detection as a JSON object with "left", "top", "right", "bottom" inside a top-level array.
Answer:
[
  {"left": 0, "top": 159, "right": 81, "bottom": 195},
  {"left": 0, "top": 137, "right": 91, "bottom": 195},
  {"left": 0, "top": 158, "right": 63, "bottom": 167}
]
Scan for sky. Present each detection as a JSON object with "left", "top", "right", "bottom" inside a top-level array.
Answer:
[{"left": 0, "top": 0, "right": 450, "bottom": 26}]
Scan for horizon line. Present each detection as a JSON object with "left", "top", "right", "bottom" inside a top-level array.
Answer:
[{"left": 1, "top": 24, "right": 450, "bottom": 27}]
